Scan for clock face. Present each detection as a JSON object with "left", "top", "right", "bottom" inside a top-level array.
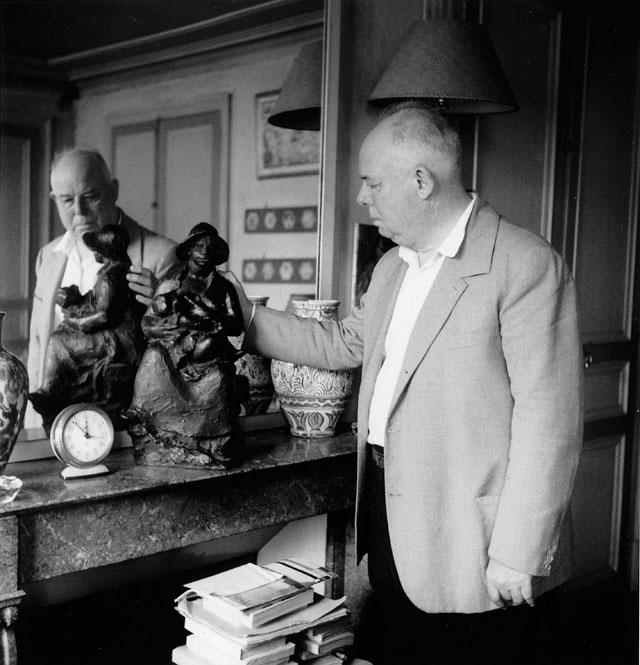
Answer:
[{"left": 51, "top": 404, "right": 114, "bottom": 468}]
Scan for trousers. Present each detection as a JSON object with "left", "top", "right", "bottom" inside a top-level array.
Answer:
[{"left": 351, "top": 445, "right": 546, "bottom": 665}]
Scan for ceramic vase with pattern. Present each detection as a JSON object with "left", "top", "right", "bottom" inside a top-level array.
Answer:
[
  {"left": 234, "top": 296, "right": 274, "bottom": 415},
  {"left": 0, "top": 312, "right": 28, "bottom": 502},
  {"left": 271, "top": 300, "right": 354, "bottom": 437}
]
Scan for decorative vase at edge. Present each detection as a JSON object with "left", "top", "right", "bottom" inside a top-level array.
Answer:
[
  {"left": 0, "top": 312, "right": 28, "bottom": 502},
  {"left": 234, "top": 296, "right": 275, "bottom": 416},
  {"left": 271, "top": 299, "right": 354, "bottom": 438}
]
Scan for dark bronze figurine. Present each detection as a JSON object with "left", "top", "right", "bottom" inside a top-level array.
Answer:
[
  {"left": 126, "top": 223, "right": 245, "bottom": 469},
  {"left": 29, "top": 225, "right": 144, "bottom": 433}
]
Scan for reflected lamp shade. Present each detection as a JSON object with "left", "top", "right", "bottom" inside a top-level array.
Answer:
[
  {"left": 368, "top": 20, "right": 518, "bottom": 114},
  {"left": 268, "top": 40, "right": 323, "bottom": 131}
]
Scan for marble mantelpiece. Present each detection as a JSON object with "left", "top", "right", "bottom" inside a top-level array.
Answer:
[{"left": 0, "top": 427, "right": 357, "bottom": 665}]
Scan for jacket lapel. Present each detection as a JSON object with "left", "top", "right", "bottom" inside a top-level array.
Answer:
[
  {"left": 360, "top": 258, "right": 407, "bottom": 403},
  {"left": 40, "top": 249, "right": 67, "bottom": 340},
  {"left": 388, "top": 199, "right": 500, "bottom": 411},
  {"left": 121, "top": 211, "right": 143, "bottom": 265}
]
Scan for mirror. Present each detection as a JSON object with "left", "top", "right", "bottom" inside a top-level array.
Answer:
[{"left": 0, "top": 1, "right": 326, "bottom": 450}]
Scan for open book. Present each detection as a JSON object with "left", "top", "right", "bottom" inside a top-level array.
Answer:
[{"left": 182, "top": 559, "right": 337, "bottom": 629}]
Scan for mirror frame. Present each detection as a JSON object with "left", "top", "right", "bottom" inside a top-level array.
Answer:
[{"left": 12, "top": 1, "right": 327, "bottom": 462}]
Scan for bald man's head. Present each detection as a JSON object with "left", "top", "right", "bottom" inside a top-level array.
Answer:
[
  {"left": 373, "top": 104, "right": 462, "bottom": 184},
  {"left": 357, "top": 104, "right": 470, "bottom": 251},
  {"left": 50, "top": 149, "right": 119, "bottom": 240}
]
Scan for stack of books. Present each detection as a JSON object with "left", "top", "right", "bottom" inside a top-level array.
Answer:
[
  {"left": 172, "top": 559, "right": 354, "bottom": 665},
  {"left": 292, "top": 616, "right": 354, "bottom": 662}
]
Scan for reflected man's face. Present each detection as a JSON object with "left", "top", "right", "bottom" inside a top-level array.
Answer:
[{"left": 50, "top": 155, "right": 119, "bottom": 241}]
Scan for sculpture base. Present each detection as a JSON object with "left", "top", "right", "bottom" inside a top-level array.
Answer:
[{"left": 127, "top": 415, "right": 243, "bottom": 470}]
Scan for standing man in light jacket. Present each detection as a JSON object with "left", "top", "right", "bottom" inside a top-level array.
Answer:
[
  {"left": 28, "top": 148, "right": 178, "bottom": 397},
  {"left": 223, "top": 103, "right": 583, "bottom": 664}
]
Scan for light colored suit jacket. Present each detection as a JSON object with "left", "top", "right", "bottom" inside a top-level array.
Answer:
[
  {"left": 28, "top": 211, "right": 178, "bottom": 391},
  {"left": 246, "top": 198, "right": 583, "bottom": 613}
]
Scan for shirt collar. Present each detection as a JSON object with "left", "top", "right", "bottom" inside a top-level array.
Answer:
[
  {"left": 53, "top": 230, "right": 75, "bottom": 256},
  {"left": 53, "top": 209, "right": 124, "bottom": 256},
  {"left": 399, "top": 193, "right": 476, "bottom": 267}
]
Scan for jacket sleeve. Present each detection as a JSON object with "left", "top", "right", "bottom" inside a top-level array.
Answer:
[
  {"left": 488, "top": 242, "right": 584, "bottom": 576},
  {"left": 244, "top": 300, "right": 365, "bottom": 371},
  {"left": 154, "top": 243, "right": 179, "bottom": 282},
  {"left": 137, "top": 225, "right": 179, "bottom": 282}
]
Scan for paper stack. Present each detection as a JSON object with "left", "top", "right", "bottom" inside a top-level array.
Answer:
[
  {"left": 292, "top": 616, "right": 354, "bottom": 661},
  {"left": 172, "top": 559, "right": 353, "bottom": 665}
]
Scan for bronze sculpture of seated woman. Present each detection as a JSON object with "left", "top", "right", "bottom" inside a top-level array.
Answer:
[
  {"left": 29, "top": 225, "right": 144, "bottom": 433},
  {"left": 126, "top": 223, "right": 245, "bottom": 468}
]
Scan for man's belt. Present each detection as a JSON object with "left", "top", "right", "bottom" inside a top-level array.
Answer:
[{"left": 369, "top": 443, "right": 385, "bottom": 469}]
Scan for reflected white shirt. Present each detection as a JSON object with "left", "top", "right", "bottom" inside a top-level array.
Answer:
[
  {"left": 367, "top": 195, "right": 475, "bottom": 447},
  {"left": 52, "top": 213, "right": 122, "bottom": 329}
]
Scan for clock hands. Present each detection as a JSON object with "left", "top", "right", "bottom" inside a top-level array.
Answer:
[{"left": 71, "top": 420, "right": 91, "bottom": 439}]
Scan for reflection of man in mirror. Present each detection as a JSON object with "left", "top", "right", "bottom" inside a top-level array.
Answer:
[
  {"left": 29, "top": 225, "right": 144, "bottom": 432},
  {"left": 27, "top": 148, "right": 178, "bottom": 423}
]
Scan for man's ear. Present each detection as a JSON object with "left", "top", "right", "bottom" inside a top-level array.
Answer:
[
  {"left": 111, "top": 178, "right": 120, "bottom": 203},
  {"left": 415, "top": 166, "right": 434, "bottom": 200}
]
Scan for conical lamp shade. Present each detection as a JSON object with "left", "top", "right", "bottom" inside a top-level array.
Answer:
[
  {"left": 268, "top": 40, "right": 323, "bottom": 131},
  {"left": 369, "top": 20, "right": 518, "bottom": 114}
]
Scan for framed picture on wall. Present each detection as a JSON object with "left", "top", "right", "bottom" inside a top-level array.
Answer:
[
  {"left": 256, "top": 91, "right": 320, "bottom": 178},
  {"left": 352, "top": 223, "right": 397, "bottom": 307}
]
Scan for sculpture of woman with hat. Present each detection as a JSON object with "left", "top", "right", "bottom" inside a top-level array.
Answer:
[
  {"left": 127, "top": 223, "right": 245, "bottom": 469},
  {"left": 29, "top": 224, "right": 144, "bottom": 432}
]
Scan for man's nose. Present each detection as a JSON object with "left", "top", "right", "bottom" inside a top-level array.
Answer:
[
  {"left": 73, "top": 196, "right": 88, "bottom": 215},
  {"left": 356, "top": 183, "right": 369, "bottom": 206}
]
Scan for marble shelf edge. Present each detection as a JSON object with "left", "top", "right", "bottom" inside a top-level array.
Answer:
[
  {"left": 0, "top": 426, "right": 359, "bottom": 665},
  {"left": 0, "top": 427, "right": 357, "bottom": 515}
]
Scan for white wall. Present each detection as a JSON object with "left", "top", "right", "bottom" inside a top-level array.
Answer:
[{"left": 74, "top": 42, "right": 320, "bottom": 311}]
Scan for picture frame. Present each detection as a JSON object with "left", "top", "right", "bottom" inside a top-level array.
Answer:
[
  {"left": 352, "top": 223, "right": 396, "bottom": 307},
  {"left": 256, "top": 91, "right": 320, "bottom": 178}
]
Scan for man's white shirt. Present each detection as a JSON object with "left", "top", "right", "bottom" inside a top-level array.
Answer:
[
  {"left": 52, "top": 233, "right": 102, "bottom": 328},
  {"left": 367, "top": 195, "right": 475, "bottom": 447},
  {"left": 52, "top": 213, "right": 123, "bottom": 328}
]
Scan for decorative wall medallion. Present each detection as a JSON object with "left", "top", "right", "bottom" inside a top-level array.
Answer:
[
  {"left": 244, "top": 206, "right": 317, "bottom": 233},
  {"left": 242, "top": 258, "right": 316, "bottom": 284}
]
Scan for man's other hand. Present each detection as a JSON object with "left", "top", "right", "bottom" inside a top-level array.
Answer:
[
  {"left": 485, "top": 558, "right": 534, "bottom": 608},
  {"left": 127, "top": 265, "right": 158, "bottom": 305}
]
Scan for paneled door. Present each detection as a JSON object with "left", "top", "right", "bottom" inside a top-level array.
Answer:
[
  {"left": 0, "top": 125, "right": 44, "bottom": 363},
  {"left": 321, "top": 0, "right": 639, "bottom": 590},
  {"left": 111, "top": 101, "right": 228, "bottom": 244},
  {"left": 460, "top": 0, "right": 638, "bottom": 588},
  {"left": 553, "top": 4, "right": 638, "bottom": 585}
]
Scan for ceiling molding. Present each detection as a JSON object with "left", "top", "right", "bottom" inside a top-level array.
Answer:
[
  {"left": 49, "top": 6, "right": 324, "bottom": 84},
  {"left": 0, "top": 56, "right": 77, "bottom": 110}
]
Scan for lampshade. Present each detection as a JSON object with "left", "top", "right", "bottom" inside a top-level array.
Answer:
[
  {"left": 268, "top": 40, "right": 323, "bottom": 131},
  {"left": 368, "top": 20, "right": 518, "bottom": 114}
]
